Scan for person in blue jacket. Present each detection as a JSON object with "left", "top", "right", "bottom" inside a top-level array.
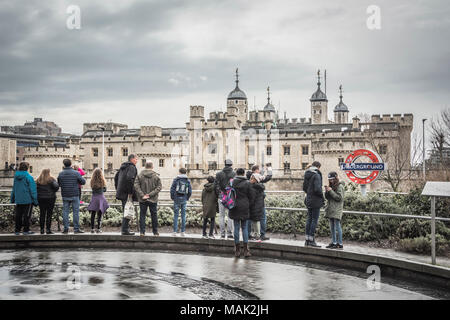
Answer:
[
  {"left": 170, "top": 168, "right": 192, "bottom": 236},
  {"left": 10, "top": 162, "right": 38, "bottom": 235}
]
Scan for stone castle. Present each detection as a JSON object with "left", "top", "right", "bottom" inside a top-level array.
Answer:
[{"left": 0, "top": 69, "right": 413, "bottom": 191}]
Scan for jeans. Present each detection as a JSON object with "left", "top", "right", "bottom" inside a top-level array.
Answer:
[
  {"left": 233, "top": 219, "right": 249, "bottom": 244},
  {"left": 62, "top": 197, "right": 80, "bottom": 231},
  {"left": 260, "top": 208, "right": 267, "bottom": 237},
  {"left": 140, "top": 201, "right": 158, "bottom": 234},
  {"left": 38, "top": 197, "right": 55, "bottom": 231},
  {"left": 218, "top": 199, "right": 233, "bottom": 236},
  {"left": 305, "top": 207, "right": 320, "bottom": 241},
  {"left": 15, "top": 204, "right": 33, "bottom": 233},
  {"left": 90, "top": 211, "right": 103, "bottom": 230},
  {"left": 329, "top": 218, "right": 343, "bottom": 245},
  {"left": 121, "top": 199, "right": 131, "bottom": 233},
  {"left": 173, "top": 197, "right": 187, "bottom": 233},
  {"left": 202, "top": 217, "right": 215, "bottom": 236}
]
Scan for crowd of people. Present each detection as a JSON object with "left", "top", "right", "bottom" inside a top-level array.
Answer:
[{"left": 9, "top": 155, "right": 345, "bottom": 257}]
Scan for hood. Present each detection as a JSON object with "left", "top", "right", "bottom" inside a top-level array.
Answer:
[
  {"left": 222, "top": 166, "right": 234, "bottom": 174},
  {"left": 176, "top": 174, "right": 188, "bottom": 180},
  {"left": 120, "top": 162, "right": 135, "bottom": 170},
  {"left": 232, "top": 176, "right": 247, "bottom": 187},
  {"left": 141, "top": 169, "right": 158, "bottom": 178},
  {"left": 252, "top": 182, "right": 265, "bottom": 191},
  {"left": 14, "top": 171, "right": 29, "bottom": 181},
  {"left": 203, "top": 182, "right": 215, "bottom": 191},
  {"left": 305, "top": 166, "right": 320, "bottom": 180}
]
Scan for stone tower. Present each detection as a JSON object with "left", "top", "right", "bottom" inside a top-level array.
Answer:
[
  {"left": 227, "top": 68, "right": 248, "bottom": 124},
  {"left": 334, "top": 85, "right": 349, "bottom": 124},
  {"left": 310, "top": 70, "right": 328, "bottom": 124}
]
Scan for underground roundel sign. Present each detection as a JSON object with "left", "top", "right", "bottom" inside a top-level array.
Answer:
[{"left": 340, "top": 149, "right": 385, "bottom": 185}]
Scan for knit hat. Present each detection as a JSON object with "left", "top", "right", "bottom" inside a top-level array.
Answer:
[{"left": 328, "top": 171, "right": 338, "bottom": 179}]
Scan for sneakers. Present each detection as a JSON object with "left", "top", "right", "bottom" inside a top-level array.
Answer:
[
  {"left": 304, "top": 240, "right": 310, "bottom": 246},
  {"left": 227, "top": 233, "right": 234, "bottom": 239},
  {"left": 153, "top": 232, "right": 159, "bottom": 236},
  {"left": 326, "top": 243, "right": 337, "bottom": 249},
  {"left": 91, "top": 229, "right": 95, "bottom": 234},
  {"left": 14, "top": 232, "right": 21, "bottom": 235},
  {"left": 202, "top": 235, "right": 208, "bottom": 239},
  {"left": 309, "top": 241, "right": 321, "bottom": 248},
  {"left": 121, "top": 231, "right": 135, "bottom": 236},
  {"left": 180, "top": 232, "right": 185, "bottom": 237},
  {"left": 208, "top": 234, "right": 215, "bottom": 239},
  {"left": 23, "top": 231, "right": 35, "bottom": 235},
  {"left": 220, "top": 234, "right": 225, "bottom": 239},
  {"left": 336, "top": 244, "right": 344, "bottom": 250},
  {"left": 40, "top": 229, "right": 45, "bottom": 235},
  {"left": 260, "top": 235, "right": 270, "bottom": 241},
  {"left": 140, "top": 233, "right": 145, "bottom": 236},
  {"left": 172, "top": 232, "right": 177, "bottom": 237},
  {"left": 46, "top": 230, "right": 54, "bottom": 235},
  {"left": 74, "top": 229, "right": 84, "bottom": 234},
  {"left": 96, "top": 229, "right": 102, "bottom": 234},
  {"left": 62, "top": 229, "right": 69, "bottom": 234}
]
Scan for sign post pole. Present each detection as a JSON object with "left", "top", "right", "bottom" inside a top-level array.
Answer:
[{"left": 431, "top": 196, "right": 436, "bottom": 265}]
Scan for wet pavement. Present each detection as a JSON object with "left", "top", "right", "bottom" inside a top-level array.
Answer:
[{"left": 0, "top": 249, "right": 445, "bottom": 300}]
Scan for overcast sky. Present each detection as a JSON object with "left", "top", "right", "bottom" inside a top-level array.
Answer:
[{"left": 0, "top": 0, "right": 449, "bottom": 139}]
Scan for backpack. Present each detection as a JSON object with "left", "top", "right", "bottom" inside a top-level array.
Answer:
[
  {"left": 176, "top": 179, "right": 189, "bottom": 195},
  {"left": 220, "top": 179, "right": 237, "bottom": 209}
]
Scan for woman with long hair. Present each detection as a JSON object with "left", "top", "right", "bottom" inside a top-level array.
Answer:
[
  {"left": 87, "top": 168, "right": 109, "bottom": 233},
  {"left": 324, "top": 171, "right": 345, "bottom": 249},
  {"left": 36, "top": 169, "right": 59, "bottom": 234}
]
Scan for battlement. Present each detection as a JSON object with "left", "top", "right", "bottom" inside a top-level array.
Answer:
[
  {"left": 370, "top": 113, "right": 414, "bottom": 126},
  {"left": 248, "top": 110, "right": 275, "bottom": 122},
  {"left": 189, "top": 105, "right": 205, "bottom": 118},
  {"left": 83, "top": 122, "right": 128, "bottom": 134},
  {"left": 208, "top": 111, "right": 226, "bottom": 121},
  {"left": 140, "top": 126, "right": 162, "bottom": 137}
]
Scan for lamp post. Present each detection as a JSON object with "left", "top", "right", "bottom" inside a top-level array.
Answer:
[
  {"left": 422, "top": 119, "right": 427, "bottom": 180},
  {"left": 99, "top": 126, "right": 105, "bottom": 174}
]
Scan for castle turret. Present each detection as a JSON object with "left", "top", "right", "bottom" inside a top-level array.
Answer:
[
  {"left": 334, "top": 85, "right": 349, "bottom": 124},
  {"left": 227, "top": 68, "right": 248, "bottom": 124},
  {"left": 310, "top": 70, "right": 328, "bottom": 124}
]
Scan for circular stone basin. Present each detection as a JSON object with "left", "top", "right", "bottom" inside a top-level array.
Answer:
[{"left": 0, "top": 249, "right": 444, "bottom": 300}]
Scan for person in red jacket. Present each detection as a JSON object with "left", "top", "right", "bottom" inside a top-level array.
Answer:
[{"left": 73, "top": 164, "right": 86, "bottom": 204}]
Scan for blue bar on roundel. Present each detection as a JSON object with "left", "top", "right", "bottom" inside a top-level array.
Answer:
[{"left": 340, "top": 163, "right": 385, "bottom": 171}]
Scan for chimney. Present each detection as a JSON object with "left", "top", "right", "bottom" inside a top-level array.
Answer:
[{"left": 352, "top": 116, "right": 360, "bottom": 129}]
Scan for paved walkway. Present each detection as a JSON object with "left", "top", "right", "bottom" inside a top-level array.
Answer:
[{"left": 1, "top": 230, "right": 448, "bottom": 269}]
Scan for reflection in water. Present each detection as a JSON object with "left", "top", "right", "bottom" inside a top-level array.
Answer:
[{"left": 0, "top": 249, "right": 444, "bottom": 300}]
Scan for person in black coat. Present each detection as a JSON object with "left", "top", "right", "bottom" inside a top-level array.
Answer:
[
  {"left": 36, "top": 169, "right": 59, "bottom": 234},
  {"left": 214, "top": 159, "right": 236, "bottom": 238},
  {"left": 229, "top": 168, "right": 255, "bottom": 258},
  {"left": 114, "top": 154, "right": 138, "bottom": 235},
  {"left": 249, "top": 174, "right": 265, "bottom": 241},
  {"left": 302, "top": 161, "right": 325, "bottom": 247}
]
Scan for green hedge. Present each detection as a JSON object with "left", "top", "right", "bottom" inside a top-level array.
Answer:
[{"left": 1, "top": 183, "right": 449, "bottom": 255}]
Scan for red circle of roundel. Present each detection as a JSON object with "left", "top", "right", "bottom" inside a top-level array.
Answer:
[{"left": 344, "top": 149, "right": 381, "bottom": 185}]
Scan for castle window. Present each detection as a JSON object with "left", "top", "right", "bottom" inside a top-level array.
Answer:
[
  {"left": 284, "top": 162, "right": 291, "bottom": 174},
  {"left": 235, "top": 100, "right": 238, "bottom": 104},
  {"left": 208, "top": 144, "right": 217, "bottom": 154},
  {"left": 267, "top": 146, "right": 272, "bottom": 156},
  {"left": 208, "top": 161, "right": 217, "bottom": 171},
  {"left": 338, "top": 157, "right": 344, "bottom": 166},
  {"left": 107, "top": 148, "right": 113, "bottom": 157},
  {"left": 302, "top": 162, "right": 308, "bottom": 170},
  {"left": 142, "top": 159, "right": 146, "bottom": 167},
  {"left": 93, "top": 163, "right": 98, "bottom": 169},
  {"left": 302, "top": 145, "right": 309, "bottom": 155},
  {"left": 159, "top": 159, "right": 164, "bottom": 167},
  {"left": 122, "top": 147, "right": 128, "bottom": 157},
  {"left": 284, "top": 146, "right": 291, "bottom": 155},
  {"left": 92, "top": 148, "right": 98, "bottom": 157},
  {"left": 107, "top": 163, "right": 113, "bottom": 171},
  {"left": 379, "top": 144, "right": 388, "bottom": 154}
]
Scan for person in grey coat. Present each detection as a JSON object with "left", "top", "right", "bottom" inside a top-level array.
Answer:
[
  {"left": 325, "top": 171, "right": 345, "bottom": 249},
  {"left": 201, "top": 176, "right": 218, "bottom": 239}
]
